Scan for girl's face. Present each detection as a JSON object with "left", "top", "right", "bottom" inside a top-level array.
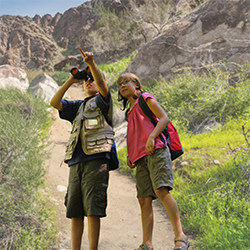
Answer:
[{"left": 117, "top": 75, "right": 137, "bottom": 98}]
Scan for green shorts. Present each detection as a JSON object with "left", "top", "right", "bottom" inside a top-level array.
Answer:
[
  {"left": 135, "top": 147, "right": 173, "bottom": 199},
  {"left": 65, "top": 158, "right": 109, "bottom": 219}
]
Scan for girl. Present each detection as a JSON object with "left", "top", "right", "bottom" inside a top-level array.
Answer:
[{"left": 117, "top": 73, "right": 189, "bottom": 250}]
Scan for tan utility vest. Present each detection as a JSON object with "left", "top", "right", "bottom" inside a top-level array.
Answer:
[{"left": 64, "top": 96, "right": 114, "bottom": 163}]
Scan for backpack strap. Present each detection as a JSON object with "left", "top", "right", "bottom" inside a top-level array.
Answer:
[{"left": 138, "top": 94, "right": 167, "bottom": 144}]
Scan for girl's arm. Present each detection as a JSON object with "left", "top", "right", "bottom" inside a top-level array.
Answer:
[
  {"left": 145, "top": 97, "right": 170, "bottom": 156},
  {"left": 80, "top": 49, "right": 109, "bottom": 103}
]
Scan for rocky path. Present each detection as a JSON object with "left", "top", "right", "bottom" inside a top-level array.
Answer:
[{"left": 45, "top": 84, "right": 174, "bottom": 250}]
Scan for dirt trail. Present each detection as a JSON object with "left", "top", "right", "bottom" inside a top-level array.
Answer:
[{"left": 45, "top": 84, "right": 174, "bottom": 250}]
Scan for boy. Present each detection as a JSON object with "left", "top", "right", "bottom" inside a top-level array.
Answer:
[{"left": 50, "top": 50, "right": 114, "bottom": 250}]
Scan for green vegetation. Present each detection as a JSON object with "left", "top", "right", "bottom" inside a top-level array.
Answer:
[
  {"left": 143, "top": 66, "right": 250, "bottom": 132},
  {"left": 51, "top": 71, "right": 71, "bottom": 86},
  {"left": 86, "top": 0, "right": 203, "bottom": 52},
  {"left": 173, "top": 120, "right": 250, "bottom": 249},
  {"left": 0, "top": 88, "right": 56, "bottom": 249},
  {"left": 86, "top": 3, "right": 140, "bottom": 52}
]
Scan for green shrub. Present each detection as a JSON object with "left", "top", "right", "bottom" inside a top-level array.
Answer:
[
  {"left": 143, "top": 65, "right": 250, "bottom": 132},
  {"left": 0, "top": 88, "right": 56, "bottom": 249},
  {"left": 117, "top": 147, "right": 136, "bottom": 176},
  {"left": 51, "top": 71, "right": 71, "bottom": 86}
]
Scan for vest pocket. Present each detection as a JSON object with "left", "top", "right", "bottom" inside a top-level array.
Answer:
[
  {"left": 64, "top": 122, "right": 80, "bottom": 163},
  {"left": 82, "top": 133, "right": 114, "bottom": 155},
  {"left": 83, "top": 113, "right": 104, "bottom": 130}
]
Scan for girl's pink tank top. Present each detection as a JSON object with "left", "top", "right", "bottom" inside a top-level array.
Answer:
[{"left": 126, "top": 92, "right": 165, "bottom": 164}]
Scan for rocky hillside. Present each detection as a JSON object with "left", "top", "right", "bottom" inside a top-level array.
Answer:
[
  {"left": 1, "top": 0, "right": 248, "bottom": 84},
  {"left": 0, "top": 0, "right": 198, "bottom": 72},
  {"left": 126, "top": 0, "right": 250, "bottom": 83}
]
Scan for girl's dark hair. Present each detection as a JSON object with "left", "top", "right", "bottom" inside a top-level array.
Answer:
[{"left": 117, "top": 73, "right": 143, "bottom": 111}]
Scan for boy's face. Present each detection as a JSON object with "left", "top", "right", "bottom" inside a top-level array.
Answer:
[{"left": 82, "top": 79, "right": 99, "bottom": 96}]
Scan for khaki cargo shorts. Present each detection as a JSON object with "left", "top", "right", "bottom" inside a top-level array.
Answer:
[
  {"left": 65, "top": 158, "right": 109, "bottom": 219},
  {"left": 135, "top": 147, "right": 173, "bottom": 199}
]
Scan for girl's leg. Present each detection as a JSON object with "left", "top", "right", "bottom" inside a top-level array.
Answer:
[
  {"left": 71, "top": 217, "right": 84, "bottom": 250},
  {"left": 88, "top": 215, "right": 100, "bottom": 250},
  {"left": 138, "top": 196, "right": 154, "bottom": 248},
  {"left": 154, "top": 188, "right": 187, "bottom": 248}
]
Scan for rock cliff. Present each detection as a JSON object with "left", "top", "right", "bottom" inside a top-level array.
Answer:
[
  {"left": 126, "top": 0, "right": 250, "bottom": 83},
  {"left": 0, "top": 0, "right": 191, "bottom": 72}
]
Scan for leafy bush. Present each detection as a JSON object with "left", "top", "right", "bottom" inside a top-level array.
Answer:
[
  {"left": 143, "top": 65, "right": 250, "bottom": 132},
  {"left": 0, "top": 88, "right": 56, "bottom": 249},
  {"left": 51, "top": 71, "right": 71, "bottom": 86}
]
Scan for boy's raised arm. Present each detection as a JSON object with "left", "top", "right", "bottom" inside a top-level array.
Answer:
[{"left": 80, "top": 49, "right": 109, "bottom": 103}]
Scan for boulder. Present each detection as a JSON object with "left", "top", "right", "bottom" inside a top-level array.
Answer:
[
  {"left": 113, "top": 108, "right": 127, "bottom": 150},
  {"left": 193, "top": 117, "right": 221, "bottom": 134},
  {"left": 0, "top": 65, "right": 29, "bottom": 91},
  {"left": 28, "top": 73, "right": 68, "bottom": 103}
]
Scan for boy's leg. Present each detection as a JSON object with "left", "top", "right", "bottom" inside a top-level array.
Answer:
[
  {"left": 81, "top": 159, "right": 108, "bottom": 250},
  {"left": 88, "top": 215, "right": 100, "bottom": 250},
  {"left": 71, "top": 217, "right": 84, "bottom": 250},
  {"left": 154, "top": 188, "right": 186, "bottom": 248},
  {"left": 138, "top": 196, "right": 154, "bottom": 248}
]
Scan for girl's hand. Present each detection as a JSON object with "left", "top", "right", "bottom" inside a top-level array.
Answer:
[
  {"left": 127, "top": 156, "right": 136, "bottom": 169},
  {"left": 145, "top": 136, "right": 155, "bottom": 156}
]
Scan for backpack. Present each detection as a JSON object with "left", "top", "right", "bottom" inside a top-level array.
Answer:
[
  {"left": 138, "top": 94, "right": 184, "bottom": 161},
  {"left": 108, "top": 138, "right": 119, "bottom": 171}
]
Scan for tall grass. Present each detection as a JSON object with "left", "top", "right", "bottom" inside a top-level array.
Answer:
[
  {"left": 0, "top": 88, "right": 56, "bottom": 249},
  {"left": 174, "top": 135, "right": 250, "bottom": 249}
]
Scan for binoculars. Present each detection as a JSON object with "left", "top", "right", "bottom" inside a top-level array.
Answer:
[{"left": 70, "top": 66, "right": 94, "bottom": 81}]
